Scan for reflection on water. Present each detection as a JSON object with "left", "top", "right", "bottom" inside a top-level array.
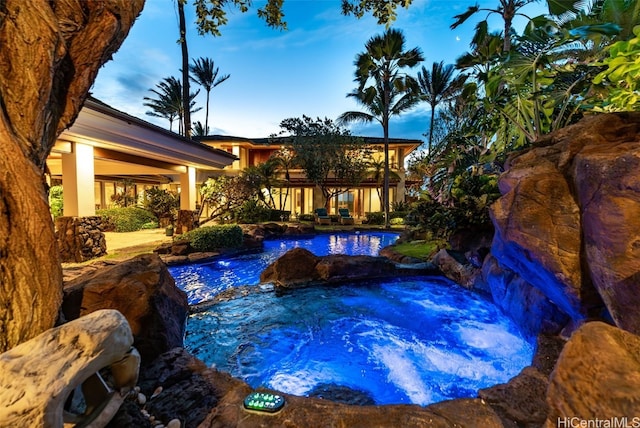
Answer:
[
  {"left": 185, "top": 277, "right": 534, "bottom": 406},
  {"left": 169, "top": 232, "right": 399, "bottom": 304}
]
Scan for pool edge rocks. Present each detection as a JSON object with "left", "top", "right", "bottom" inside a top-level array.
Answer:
[{"left": 260, "top": 247, "right": 439, "bottom": 289}]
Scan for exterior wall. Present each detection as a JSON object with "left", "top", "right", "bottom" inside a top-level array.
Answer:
[{"left": 202, "top": 138, "right": 418, "bottom": 218}]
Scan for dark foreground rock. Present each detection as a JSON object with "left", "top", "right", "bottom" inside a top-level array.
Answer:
[
  {"left": 111, "top": 347, "right": 503, "bottom": 428},
  {"left": 62, "top": 253, "right": 188, "bottom": 364}
]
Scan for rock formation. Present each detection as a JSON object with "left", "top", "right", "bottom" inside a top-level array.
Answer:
[
  {"left": 259, "top": 247, "right": 437, "bottom": 288},
  {"left": 62, "top": 253, "right": 188, "bottom": 364},
  {"left": 488, "top": 112, "right": 640, "bottom": 335},
  {"left": 546, "top": 321, "right": 640, "bottom": 424},
  {"left": 113, "top": 347, "right": 504, "bottom": 428},
  {"left": 0, "top": 310, "right": 139, "bottom": 427}
]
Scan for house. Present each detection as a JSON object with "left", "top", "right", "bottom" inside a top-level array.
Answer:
[
  {"left": 47, "top": 97, "right": 421, "bottom": 221},
  {"left": 198, "top": 135, "right": 422, "bottom": 219},
  {"left": 46, "top": 97, "right": 237, "bottom": 217}
]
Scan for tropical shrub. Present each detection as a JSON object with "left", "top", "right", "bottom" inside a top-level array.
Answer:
[
  {"left": 97, "top": 207, "right": 157, "bottom": 232},
  {"left": 142, "top": 187, "right": 179, "bottom": 222},
  {"left": 199, "top": 176, "right": 254, "bottom": 222},
  {"left": 236, "top": 200, "right": 271, "bottom": 224},
  {"left": 592, "top": 25, "right": 640, "bottom": 112},
  {"left": 410, "top": 199, "right": 456, "bottom": 238},
  {"left": 181, "top": 225, "right": 243, "bottom": 251},
  {"left": 410, "top": 172, "right": 499, "bottom": 239},
  {"left": 392, "top": 201, "right": 410, "bottom": 212},
  {"left": 49, "top": 185, "right": 63, "bottom": 218},
  {"left": 141, "top": 221, "right": 160, "bottom": 230},
  {"left": 298, "top": 213, "right": 315, "bottom": 222},
  {"left": 390, "top": 217, "right": 404, "bottom": 225},
  {"left": 364, "top": 212, "right": 385, "bottom": 225},
  {"left": 268, "top": 209, "right": 291, "bottom": 221}
]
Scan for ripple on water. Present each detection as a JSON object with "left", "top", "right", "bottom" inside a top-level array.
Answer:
[{"left": 185, "top": 277, "right": 534, "bottom": 406}]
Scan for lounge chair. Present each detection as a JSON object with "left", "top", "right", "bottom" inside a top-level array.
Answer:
[
  {"left": 338, "top": 208, "right": 355, "bottom": 225},
  {"left": 314, "top": 208, "right": 331, "bottom": 225}
]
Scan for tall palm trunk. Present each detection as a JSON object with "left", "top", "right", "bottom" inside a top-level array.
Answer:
[
  {"left": 204, "top": 89, "right": 211, "bottom": 133},
  {"left": 178, "top": 1, "right": 192, "bottom": 138},
  {"left": 383, "top": 79, "right": 391, "bottom": 229},
  {"left": 502, "top": 1, "right": 515, "bottom": 51},
  {"left": 428, "top": 103, "right": 436, "bottom": 155}
]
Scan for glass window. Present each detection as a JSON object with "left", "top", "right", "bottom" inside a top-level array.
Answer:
[{"left": 337, "top": 191, "right": 354, "bottom": 212}]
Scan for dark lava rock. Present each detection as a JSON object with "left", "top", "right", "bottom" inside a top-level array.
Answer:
[{"left": 308, "top": 383, "right": 376, "bottom": 406}]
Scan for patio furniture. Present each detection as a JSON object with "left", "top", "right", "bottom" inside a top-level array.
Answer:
[
  {"left": 338, "top": 208, "right": 355, "bottom": 225},
  {"left": 314, "top": 208, "right": 332, "bottom": 225}
]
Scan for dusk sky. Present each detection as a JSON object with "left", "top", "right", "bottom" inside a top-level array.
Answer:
[{"left": 91, "top": 0, "right": 548, "bottom": 143}]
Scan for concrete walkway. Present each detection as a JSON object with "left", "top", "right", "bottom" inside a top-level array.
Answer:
[{"left": 103, "top": 228, "right": 173, "bottom": 251}]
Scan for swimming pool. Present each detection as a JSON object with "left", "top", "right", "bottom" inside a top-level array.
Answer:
[
  {"left": 170, "top": 232, "right": 533, "bottom": 406},
  {"left": 185, "top": 276, "right": 533, "bottom": 406},
  {"left": 169, "top": 232, "right": 400, "bottom": 304}
]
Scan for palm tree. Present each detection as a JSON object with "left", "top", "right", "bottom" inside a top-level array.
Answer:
[
  {"left": 143, "top": 76, "right": 202, "bottom": 136},
  {"left": 177, "top": 0, "right": 192, "bottom": 138},
  {"left": 417, "top": 61, "right": 466, "bottom": 156},
  {"left": 192, "top": 121, "right": 209, "bottom": 136},
  {"left": 451, "top": 0, "right": 538, "bottom": 51},
  {"left": 143, "top": 76, "right": 182, "bottom": 132},
  {"left": 338, "top": 28, "right": 423, "bottom": 228},
  {"left": 450, "top": 0, "right": 586, "bottom": 51},
  {"left": 190, "top": 57, "right": 230, "bottom": 134}
]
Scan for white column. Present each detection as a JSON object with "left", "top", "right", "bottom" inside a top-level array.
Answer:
[
  {"left": 61, "top": 142, "right": 95, "bottom": 217},
  {"left": 232, "top": 144, "right": 241, "bottom": 170},
  {"left": 180, "top": 166, "right": 197, "bottom": 210}
]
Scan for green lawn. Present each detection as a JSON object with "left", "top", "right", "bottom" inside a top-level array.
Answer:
[{"left": 392, "top": 239, "right": 444, "bottom": 260}]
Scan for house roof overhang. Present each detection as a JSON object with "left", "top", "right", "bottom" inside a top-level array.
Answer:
[
  {"left": 48, "top": 98, "right": 237, "bottom": 177},
  {"left": 198, "top": 135, "right": 423, "bottom": 156}
]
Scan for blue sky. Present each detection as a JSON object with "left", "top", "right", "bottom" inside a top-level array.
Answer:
[{"left": 91, "top": 0, "right": 548, "bottom": 142}]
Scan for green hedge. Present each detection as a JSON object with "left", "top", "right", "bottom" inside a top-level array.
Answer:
[
  {"left": 181, "top": 225, "right": 243, "bottom": 252},
  {"left": 49, "top": 185, "right": 63, "bottom": 218},
  {"left": 298, "top": 213, "right": 315, "bottom": 222},
  {"left": 98, "top": 207, "right": 157, "bottom": 232}
]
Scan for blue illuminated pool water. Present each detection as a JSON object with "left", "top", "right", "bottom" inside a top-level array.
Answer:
[
  {"left": 185, "top": 277, "right": 534, "bottom": 406},
  {"left": 171, "top": 232, "right": 534, "bottom": 406},
  {"left": 169, "top": 232, "right": 399, "bottom": 304}
]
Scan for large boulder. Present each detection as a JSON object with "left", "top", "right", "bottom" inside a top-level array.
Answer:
[
  {"left": 573, "top": 128, "right": 640, "bottom": 334},
  {"left": 62, "top": 253, "right": 188, "bottom": 364},
  {"left": 260, "top": 247, "right": 321, "bottom": 287},
  {"left": 490, "top": 112, "right": 640, "bottom": 333},
  {"left": 432, "top": 249, "right": 482, "bottom": 289},
  {"left": 491, "top": 149, "right": 587, "bottom": 320},
  {"left": 546, "top": 321, "right": 640, "bottom": 424},
  {"left": 315, "top": 254, "right": 396, "bottom": 281},
  {"left": 260, "top": 248, "right": 417, "bottom": 289}
]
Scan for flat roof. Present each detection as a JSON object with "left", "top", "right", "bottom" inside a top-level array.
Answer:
[
  {"left": 198, "top": 134, "right": 423, "bottom": 151},
  {"left": 61, "top": 97, "right": 237, "bottom": 170}
]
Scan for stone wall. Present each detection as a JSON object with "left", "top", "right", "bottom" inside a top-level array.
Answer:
[{"left": 55, "top": 216, "right": 107, "bottom": 263}]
